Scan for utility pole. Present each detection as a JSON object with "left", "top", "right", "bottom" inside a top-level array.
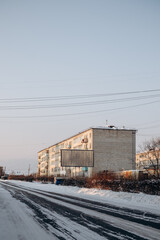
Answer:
[{"left": 28, "top": 164, "right": 30, "bottom": 176}]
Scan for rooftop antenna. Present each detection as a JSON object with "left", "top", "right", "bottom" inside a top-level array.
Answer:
[{"left": 106, "top": 120, "right": 108, "bottom": 126}]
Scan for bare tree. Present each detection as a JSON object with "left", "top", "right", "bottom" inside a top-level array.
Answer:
[{"left": 139, "top": 138, "right": 160, "bottom": 178}]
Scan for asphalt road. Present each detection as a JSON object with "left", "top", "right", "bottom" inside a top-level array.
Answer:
[{"left": 1, "top": 181, "right": 160, "bottom": 240}]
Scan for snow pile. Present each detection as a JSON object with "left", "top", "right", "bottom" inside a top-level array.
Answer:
[
  {"left": 6, "top": 180, "right": 160, "bottom": 214},
  {"left": 77, "top": 188, "right": 160, "bottom": 212}
]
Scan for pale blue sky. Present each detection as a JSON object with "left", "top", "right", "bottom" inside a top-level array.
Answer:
[{"left": 0, "top": 0, "right": 160, "bottom": 173}]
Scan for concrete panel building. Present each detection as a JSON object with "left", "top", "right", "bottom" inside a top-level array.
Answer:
[
  {"left": 37, "top": 126, "right": 136, "bottom": 178},
  {"left": 136, "top": 150, "right": 160, "bottom": 177},
  {"left": 37, "top": 148, "right": 49, "bottom": 176}
]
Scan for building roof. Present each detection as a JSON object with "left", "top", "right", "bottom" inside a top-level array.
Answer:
[{"left": 38, "top": 126, "right": 137, "bottom": 153}]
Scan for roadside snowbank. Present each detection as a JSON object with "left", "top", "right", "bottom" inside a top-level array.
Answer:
[{"left": 5, "top": 180, "right": 160, "bottom": 215}]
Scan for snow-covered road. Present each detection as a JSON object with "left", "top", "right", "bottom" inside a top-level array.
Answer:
[{"left": 0, "top": 180, "right": 160, "bottom": 240}]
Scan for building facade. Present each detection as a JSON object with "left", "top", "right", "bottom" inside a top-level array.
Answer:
[
  {"left": 37, "top": 148, "right": 49, "bottom": 176},
  {"left": 136, "top": 150, "right": 160, "bottom": 177},
  {"left": 37, "top": 126, "right": 136, "bottom": 178}
]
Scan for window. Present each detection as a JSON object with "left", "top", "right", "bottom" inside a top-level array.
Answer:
[
  {"left": 55, "top": 152, "right": 60, "bottom": 161},
  {"left": 55, "top": 145, "right": 59, "bottom": 152},
  {"left": 60, "top": 143, "right": 64, "bottom": 149},
  {"left": 73, "top": 136, "right": 82, "bottom": 144},
  {"left": 84, "top": 144, "right": 88, "bottom": 150}
]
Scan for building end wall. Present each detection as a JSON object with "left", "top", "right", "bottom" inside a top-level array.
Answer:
[{"left": 93, "top": 129, "right": 136, "bottom": 173}]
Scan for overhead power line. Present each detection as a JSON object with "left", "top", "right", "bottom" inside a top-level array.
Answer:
[
  {"left": 0, "top": 93, "right": 160, "bottom": 110},
  {"left": 0, "top": 88, "right": 160, "bottom": 103},
  {"left": 0, "top": 99, "right": 159, "bottom": 119},
  {"left": 139, "top": 124, "right": 160, "bottom": 130}
]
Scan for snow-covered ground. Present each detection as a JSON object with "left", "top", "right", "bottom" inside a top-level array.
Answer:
[
  {"left": 0, "top": 180, "right": 160, "bottom": 240},
  {"left": 5, "top": 180, "right": 160, "bottom": 215},
  {"left": 0, "top": 182, "right": 55, "bottom": 240}
]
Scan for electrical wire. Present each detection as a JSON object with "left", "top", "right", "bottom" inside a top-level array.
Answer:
[
  {"left": 0, "top": 93, "right": 160, "bottom": 110},
  {"left": 0, "top": 99, "right": 159, "bottom": 119},
  {"left": 0, "top": 88, "right": 160, "bottom": 103}
]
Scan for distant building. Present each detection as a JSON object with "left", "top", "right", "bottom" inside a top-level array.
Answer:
[
  {"left": 0, "top": 166, "right": 4, "bottom": 177},
  {"left": 37, "top": 126, "right": 136, "bottom": 178},
  {"left": 136, "top": 150, "right": 160, "bottom": 177}
]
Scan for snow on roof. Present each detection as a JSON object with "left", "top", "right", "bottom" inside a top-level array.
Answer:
[{"left": 91, "top": 125, "right": 137, "bottom": 131}]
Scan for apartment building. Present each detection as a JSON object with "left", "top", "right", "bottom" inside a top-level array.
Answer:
[
  {"left": 37, "top": 126, "right": 136, "bottom": 178},
  {"left": 136, "top": 150, "right": 160, "bottom": 176},
  {"left": 37, "top": 148, "right": 49, "bottom": 176}
]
